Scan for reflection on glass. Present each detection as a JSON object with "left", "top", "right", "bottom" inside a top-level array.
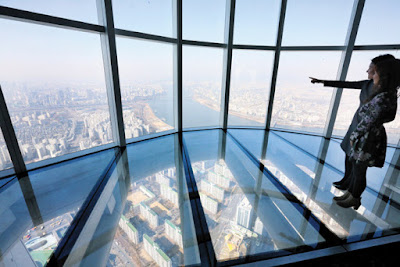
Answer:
[
  {"left": 184, "top": 130, "right": 325, "bottom": 262},
  {"left": 183, "top": 0, "right": 226, "bottom": 43},
  {"left": 332, "top": 51, "right": 400, "bottom": 144},
  {"left": 0, "top": 130, "right": 12, "bottom": 171},
  {"left": 0, "top": 0, "right": 98, "bottom": 24},
  {"left": 355, "top": 0, "right": 400, "bottom": 45},
  {"left": 0, "top": 19, "right": 112, "bottom": 165},
  {"left": 325, "top": 139, "right": 394, "bottom": 193},
  {"left": 183, "top": 46, "right": 224, "bottom": 128},
  {"left": 112, "top": 0, "right": 174, "bottom": 37},
  {"left": 271, "top": 52, "right": 342, "bottom": 134},
  {"left": 229, "top": 129, "right": 400, "bottom": 242},
  {"left": 0, "top": 148, "right": 116, "bottom": 266},
  {"left": 228, "top": 50, "right": 274, "bottom": 127},
  {"left": 233, "top": 0, "right": 280, "bottom": 45},
  {"left": 117, "top": 38, "right": 174, "bottom": 138},
  {"left": 282, "top": 0, "right": 353, "bottom": 45}
]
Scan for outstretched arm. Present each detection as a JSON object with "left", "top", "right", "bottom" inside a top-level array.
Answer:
[{"left": 309, "top": 77, "right": 366, "bottom": 89}]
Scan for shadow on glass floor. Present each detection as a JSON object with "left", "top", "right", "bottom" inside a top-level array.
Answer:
[{"left": 1, "top": 129, "right": 399, "bottom": 266}]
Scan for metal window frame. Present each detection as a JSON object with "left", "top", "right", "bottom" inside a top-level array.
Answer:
[
  {"left": 97, "top": 0, "right": 126, "bottom": 147},
  {"left": 175, "top": 0, "right": 183, "bottom": 132},
  {"left": 220, "top": 0, "right": 236, "bottom": 130},
  {"left": 265, "top": 0, "right": 287, "bottom": 130}
]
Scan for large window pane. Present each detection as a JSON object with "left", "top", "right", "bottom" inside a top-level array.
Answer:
[
  {"left": 112, "top": 0, "right": 174, "bottom": 37},
  {"left": 117, "top": 38, "right": 174, "bottom": 139},
  {"left": 282, "top": 0, "right": 353, "bottom": 46},
  {"left": 233, "top": 0, "right": 280, "bottom": 45},
  {"left": 183, "top": 0, "right": 226, "bottom": 43},
  {"left": 0, "top": 0, "right": 98, "bottom": 24},
  {"left": 271, "top": 52, "right": 342, "bottom": 134},
  {"left": 332, "top": 50, "right": 400, "bottom": 144},
  {"left": 183, "top": 46, "right": 224, "bottom": 128},
  {"left": 228, "top": 50, "right": 274, "bottom": 127},
  {"left": 0, "top": 19, "right": 112, "bottom": 165},
  {"left": 355, "top": 0, "right": 400, "bottom": 45}
]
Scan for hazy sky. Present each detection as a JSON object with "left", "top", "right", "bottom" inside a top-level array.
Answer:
[{"left": 0, "top": 0, "right": 399, "bottom": 86}]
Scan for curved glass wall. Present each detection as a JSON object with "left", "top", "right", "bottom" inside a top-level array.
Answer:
[
  {"left": 282, "top": 0, "right": 353, "bottom": 46},
  {"left": 233, "top": 0, "right": 280, "bottom": 45},
  {"left": 1, "top": 1, "right": 400, "bottom": 265},
  {"left": 271, "top": 51, "right": 342, "bottom": 134},
  {"left": 0, "top": 0, "right": 98, "bottom": 24},
  {"left": 0, "top": 19, "right": 112, "bottom": 165},
  {"left": 228, "top": 50, "right": 274, "bottom": 127},
  {"left": 182, "top": 0, "right": 226, "bottom": 43},
  {"left": 183, "top": 46, "right": 224, "bottom": 128},
  {"left": 355, "top": 0, "right": 400, "bottom": 45},
  {"left": 112, "top": 0, "right": 175, "bottom": 37}
]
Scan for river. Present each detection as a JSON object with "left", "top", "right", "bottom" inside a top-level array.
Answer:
[{"left": 147, "top": 94, "right": 263, "bottom": 128}]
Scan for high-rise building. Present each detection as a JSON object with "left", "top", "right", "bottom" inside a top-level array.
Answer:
[
  {"left": 156, "top": 172, "right": 172, "bottom": 187},
  {"left": 165, "top": 219, "right": 183, "bottom": 248},
  {"left": 254, "top": 217, "right": 266, "bottom": 236},
  {"left": 143, "top": 234, "right": 172, "bottom": 267},
  {"left": 236, "top": 198, "right": 253, "bottom": 229},
  {"left": 214, "top": 160, "right": 233, "bottom": 179},
  {"left": 160, "top": 184, "right": 178, "bottom": 206},
  {"left": 201, "top": 179, "right": 225, "bottom": 202},
  {"left": 119, "top": 215, "right": 139, "bottom": 244},
  {"left": 199, "top": 193, "right": 218, "bottom": 215},
  {"left": 207, "top": 170, "right": 231, "bottom": 188},
  {"left": 139, "top": 203, "right": 158, "bottom": 228}
]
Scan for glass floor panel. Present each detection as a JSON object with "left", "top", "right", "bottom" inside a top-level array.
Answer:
[
  {"left": 62, "top": 135, "right": 200, "bottom": 266},
  {"left": 184, "top": 130, "right": 326, "bottom": 263},
  {"left": 0, "top": 129, "right": 399, "bottom": 266},
  {"left": 229, "top": 129, "right": 400, "bottom": 243},
  {"left": 0, "top": 148, "right": 117, "bottom": 266}
]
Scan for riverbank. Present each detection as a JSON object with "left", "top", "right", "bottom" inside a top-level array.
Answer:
[
  {"left": 193, "top": 95, "right": 265, "bottom": 124},
  {"left": 134, "top": 102, "right": 174, "bottom": 132}
]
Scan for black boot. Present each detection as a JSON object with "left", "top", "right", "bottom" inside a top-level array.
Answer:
[
  {"left": 333, "top": 190, "right": 350, "bottom": 201},
  {"left": 336, "top": 194, "right": 361, "bottom": 210}
]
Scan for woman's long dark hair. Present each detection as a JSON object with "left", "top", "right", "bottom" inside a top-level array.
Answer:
[{"left": 375, "top": 58, "right": 400, "bottom": 96}]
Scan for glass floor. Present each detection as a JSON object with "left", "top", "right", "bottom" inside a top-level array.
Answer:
[{"left": 0, "top": 129, "right": 399, "bottom": 266}]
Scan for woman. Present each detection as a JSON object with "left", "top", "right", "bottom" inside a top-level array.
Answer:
[
  {"left": 310, "top": 54, "right": 395, "bottom": 192},
  {"left": 333, "top": 58, "right": 399, "bottom": 208}
]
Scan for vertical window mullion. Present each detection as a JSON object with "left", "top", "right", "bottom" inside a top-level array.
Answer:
[
  {"left": 265, "top": 0, "right": 287, "bottom": 130},
  {"left": 220, "top": 0, "right": 236, "bottom": 130},
  {"left": 176, "top": 0, "right": 183, "bottom": 132},
  {"left": 97, "top": 0, "right": 126, "bottom": 147}
]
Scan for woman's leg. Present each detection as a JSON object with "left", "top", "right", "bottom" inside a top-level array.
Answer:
[
  {"left": 350, "top": 161, "right": 368, "bottom": 198},
  {"left": 336, "top": 161, "right": 367, "bottom": 209},
  {"left": 334, "top": 155, "right": 353, "bottom": 189}
]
